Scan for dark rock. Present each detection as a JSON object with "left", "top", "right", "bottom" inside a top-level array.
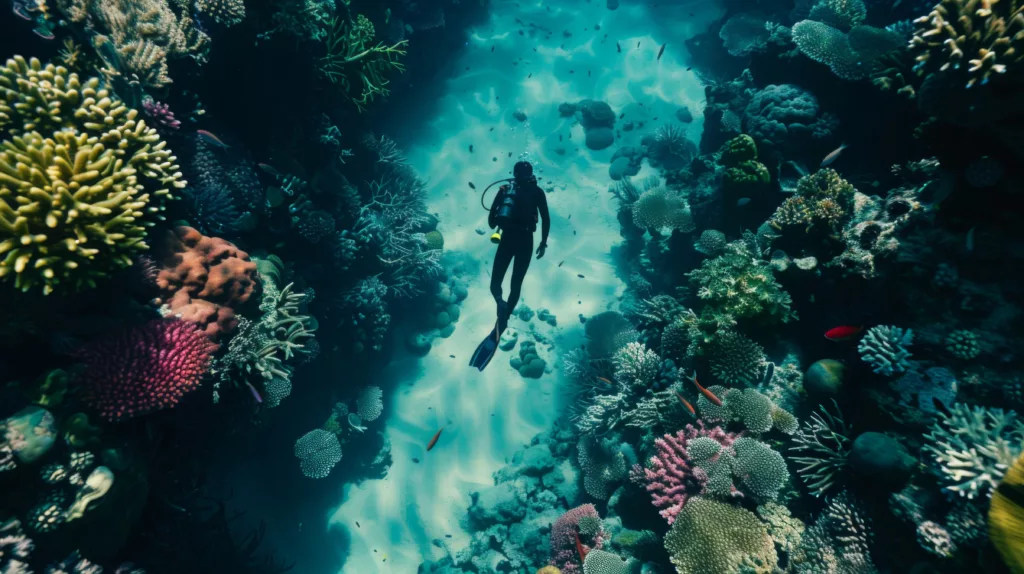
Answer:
[
  {"left": 804, "top": 359, "right": 845, "bottom": 397},
  {"left": 850, "top": 432, "right": 915, "bottom": 489}
]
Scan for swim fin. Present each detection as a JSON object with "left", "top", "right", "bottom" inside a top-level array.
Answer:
[{"left": 469, "top": 321, "right": 503, "bottom": 371}]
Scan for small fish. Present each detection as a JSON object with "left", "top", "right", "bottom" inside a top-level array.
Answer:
[
  {"left": 820, "top": 144, "right": 847, "bottom": 167},
  {"left": 762, "top": 362, "right": 775, "bottom": 386},
  {"left": 258, "top": 163, "right": 282, "bottom": 177},
  {"left": 689, "top": 372, "right": 723, "bottom": 406},
  {"left": 469, "top": 182, "right": 476, "bottom": 190},
  {"left": 657, "top": 43, "right": 666, "bottom": 60},
  {"left": 508, "top": 152, "right": 512, "bottom": 158},
  {"left": 636, "top": 41, "right": 640, "bottom": 48},
  {"left": 674, "top": 391, "right": 696, "bottom": 416},
  {"left": 824, "top": 325, "right": 863, "bottom": 341},
  {"left": 577, "top": 274, "right": 585, "bottom": 278},
  {"left": 596, "top": 376, "right": 615, "bottom": 386},
  {"left": 412, "top": 457, "right": 420, "bottom": 463},
  {"left": 966, "top": 226, "right": 976, "bottom": 253},
  {"left": 588, "top": 70, "right": 591, "bottom": 77},
  {"left": 427, "top": 426, "right": 446, "bottom": 451},
  {"left": 445, "top": 534, "right": 452, "bottom": 538},
  {"left": 491, "top": 45, "right": 495, "bottom": 52},
  {"left": 245, "top": 382, "right": 263, "bottom": 404},
  {"left": 469, "top": 144, "right": 474, "bottom": 153},
  {"left": 736, "top": 197, "right": 751, "bottom": 207},
  {"left": 356, "top": 521, "right": 361, "bottom": 528},
  {"left": 616, "top": 42, "right": 621, "bottom": 53},
  {"left": 197, "top": 129, "right": 230, "bottom": 148},
  {"left": 385, "top": 7, "right": 391, "bottom": 23},
  {"left": 558, "top": 260, "right": 564, "bottom": 267},
  {"left": 528, "top": 73, "right": 532, "bottom": 78},
  {"left": 686, "top": 66, "right": 692, "bottom": 71},
  {"left": 574, "top": 531, "right": 589, "bottom": 563}
]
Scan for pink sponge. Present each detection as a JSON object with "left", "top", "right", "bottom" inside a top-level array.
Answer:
[{"left": 77, "top": 319, "right": 217, "bottom": 422}]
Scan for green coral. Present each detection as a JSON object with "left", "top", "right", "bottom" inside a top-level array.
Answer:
[
  {"left": 424, "top": 229, "right": 444, "bottom": 250},
  {"left": 944, "top": 329, "right": 980, "bottom": 360},
  {"left": 319, "top": 14, "right": 408, "bottom": 112},
  {"left": 664, "top": 497, "right": 777, "bottom": 574},
  {"left": 733, "top": 437, "right": 790, "bottom": 500},
  {"left": 792, "top": 20, "right": 902, "bottom": 81},
  {"left": 757, "top": 501, "right": 806, "bottom": 554},
  {"left": 708, "top": 330, "right": 766, "bottom": 386},
  {"left": 211, "top": 266, "right": 317, "bottom": 406},
  {"left": 582, "top": 549, "right": 630, "bottom": 574},
  {"left": 0, "top": 56, "right": 185, "bottom": 295},
  {"left": 689, "top": 240, "right": 796, "bottom": 325},
  {"left": 631, "top": 185, "right": 695, "bottom": 232},
  {"left": 720, "top": 135, "right": 769, "bottom": 200}
]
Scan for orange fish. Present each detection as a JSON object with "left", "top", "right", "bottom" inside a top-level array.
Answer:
[
  {"left": 596, "top": 376, "right": 615, "bottom": 386},
  {"left": 427, "top": 426, "right": 446, "bottom": 451},
  {"left": 574, "top": 530, "right": 589, "bottom": 563},
  {"left": 674, "top": 391, "right": 696, "bottom": 416},
  {"left": 689, "top": 372, "right": 723, "bottom": 407},
  {"left": 196, "top": 129, "right": 230, "bottom": 148}
]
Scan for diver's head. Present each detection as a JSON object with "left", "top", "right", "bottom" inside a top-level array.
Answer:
[{"left": 513, "top": 161, "right": 533, "bottom": 182}]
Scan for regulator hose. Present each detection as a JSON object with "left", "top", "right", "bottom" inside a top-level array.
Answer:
[{"left": 480, "top": 178, "right": 514, "bottom": 211}]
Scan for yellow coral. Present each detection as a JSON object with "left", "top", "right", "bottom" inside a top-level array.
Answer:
[
  {"left": 536, "top": 567, "right": 561, "bottom": 574},
  {"left": 0, "top": 56, "right": 185, "bottom": 295},
  {"left": 196, "top": 0, "right": 245, "bottom": 27}
]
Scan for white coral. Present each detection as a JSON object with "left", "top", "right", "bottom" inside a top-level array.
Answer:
[
  {"left": 924, "top": 404, "right": 1024, "bottom": 499},
  {"left": 613, "top": 342, "right": 661, "bottom": 389}
]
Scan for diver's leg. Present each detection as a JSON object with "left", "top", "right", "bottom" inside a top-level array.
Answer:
[
  {"left": 490, "top": 238, "right": 513, "bottom": 305},
  {"left": 505, "top": 233, "right": 534, "bottom": 315}
]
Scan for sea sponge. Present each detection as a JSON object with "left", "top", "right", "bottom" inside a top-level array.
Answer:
[
  {"left": 708, "top": 330, "right": 765, "bottom": 386},
  {"left": 664, "top": 497, "right": 777, "bottom": 574},
  {"left": 858, "top": 325, "right": 914, "bottom": 376},
  {"left": 804, "top": 359, "right": 845, "bottom": 397},
  {"left": 0, "top": 57, "right": 185, "bottom": 295},
  {"left": 294, "top": 429, "right": 342, "bottom": 479}
]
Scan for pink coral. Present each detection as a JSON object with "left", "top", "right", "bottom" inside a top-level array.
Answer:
[
  {"left": 637, "top": 422, "right": 737, "bottom": 524},
  {"left": 550, "top": 504, "right": 606, "bottom": 574},
  {"left": 142, "top": 99, "right": 181, "bottom": 130},
  {"left": 156, "top": 226, "right": 257, "bottom": 341},
  {"left": 77, "top": 319, "right": 217, "bottom": 421}
]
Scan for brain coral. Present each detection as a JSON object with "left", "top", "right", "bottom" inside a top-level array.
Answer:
[{"left": 743, "top": 84, "right": 837, "bottom": 151}]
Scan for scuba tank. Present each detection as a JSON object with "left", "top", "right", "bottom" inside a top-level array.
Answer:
[{"left": 480, "top": 178, "right": 514, "bottom": 244}]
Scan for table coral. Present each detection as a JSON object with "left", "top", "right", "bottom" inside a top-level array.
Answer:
[{"left": 664, "top": 497, "right": 777, "bottom": 574}]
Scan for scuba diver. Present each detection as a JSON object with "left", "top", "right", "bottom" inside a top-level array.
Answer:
[{"left": 469, "top": 161, "right": 550, "bottom": 371}]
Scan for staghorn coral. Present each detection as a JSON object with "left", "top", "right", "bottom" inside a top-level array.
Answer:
[
  {"left": 924, "top": 403, "right": 1024, "bottom": 498},
  {"left": 689, "top": 240, "right": 796, "bottom": 325},
  {"left": 76, "top": 318, "right": 217, "bottom": 421},
  {"left": 630, "top": 186, "right": 694, "bottom": 233},
  {"left": 294, "top": 429, "right": 342, "bottom": 479},
  {"left": 196, "top": 0, "right": 245, "bottom": 27},
  {"left": 664, "top": 497, "right": 777, "bottom": 574},
  {"left": 858, "top": 325, "right": 914, "bottom": 376},
  {"left": 791, "top": 400, "right": 852, "bottom": 497},
  {"left": 708, "top": 330, "right": 765, "bottom": 386},
  {"left": 320, "top": 14, "right": 408, "bottom": 112},
  {"left": 0, "top": 56, "right": 185, "bottom": 295},
  {"left": 910, "top": 0, "right": 1024, "bottom": 89}
]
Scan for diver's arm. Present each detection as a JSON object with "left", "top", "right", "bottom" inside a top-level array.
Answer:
[
  {"left": 488, "top": 186, "right": 506, "bottom": 229},
  {"left": 536, "top": 185, "right": 550, "bottom": 246}
]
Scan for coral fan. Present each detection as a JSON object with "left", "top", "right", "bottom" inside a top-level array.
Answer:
[
  {"left": 664, "top": 497, "right": 777, "bottom": 573},
  {"left": 156, "top": 226, "right": 258, "bottom": 341},
  {"left": 76, "top": 318, "right": 217, "bottom": 421},
  {"left": 0, "top": 56, "right": 185, "bottom": 295},
  {"left": 924, "top": 403, "right": 1024, "bottom": 498},
  {"left": 294, "top": 429, "right": 342, "bottom": 479}
]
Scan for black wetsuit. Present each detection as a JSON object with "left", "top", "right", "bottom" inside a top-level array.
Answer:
[{"left": 488, "top": 177, "right": 550, "bottom": 320}]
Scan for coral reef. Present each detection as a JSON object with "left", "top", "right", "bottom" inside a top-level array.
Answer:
[
  {"left": 664, "top": 497, "right": 777, "bottom": 573},
  {"left": 689, "top": 240, "right": 796, "bottom": 325}
]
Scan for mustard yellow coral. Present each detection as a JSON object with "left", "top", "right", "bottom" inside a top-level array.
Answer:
[{"left": 0, "top": 56, "right": 185, "bottom": 295}]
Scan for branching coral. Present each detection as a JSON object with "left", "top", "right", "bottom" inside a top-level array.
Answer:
[
  {"left": 0, "top": 56, "right": 185, "bottom": 295},
  {"left": 612, "top": 342, "right": 661, "bottom": 390},
  {"left": 76, "top": 318, "right": 217, "bottom": 421},
  {"left": 924, "top": 403, "right": 1024, "bottom": 498},
  {"left": 320, "top": 14, "right": 408, "bottom": 112},
  {"left": 664, "top": 497, "right": 777, "bottom": 574},
  {"left": 910, "top": 0, "right": 1024, "bottom": 88},
  {"left": 294, "top": 429, "right": 341, "bottom": 479},
  {"left": 196, "top": 0, "right": 245, "bottom": 27},
  {"left": 688, "top": 240, "right": 796, "bottom": 325},
  {"left": 630, "top": 186, "right": 695, "bottom": 233},
  {"left": 792, "top": 491, "right": 878, "bottom": 573},
  {"left": 858, "top": 325, "right": 914, "bottom": 376},
  {"left": 791, "top": 400, "right": 852, "bottom": 497}
]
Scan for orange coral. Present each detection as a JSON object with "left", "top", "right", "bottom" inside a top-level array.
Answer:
[{"left": 156, "top": 226, "right": 257, "bottom": 341}]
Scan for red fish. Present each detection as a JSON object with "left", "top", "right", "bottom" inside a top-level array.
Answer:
[
  {"left": 674, "top": 391, "right": 696, "bottom": 416},
  {"left": 689, "top": 372, "right": 723, "bottom": 407},
  {"left": 427, "top": 426, "right": 446, "bottom": 452},
  {"left": 197, "top": 129, "right": 230, "bottom": 148},
  {"left": 574, "top": 530, "right": 589, "bottom": 563},
  {"left": 825, "top": 325, "right": 863, "bottom": 341}
]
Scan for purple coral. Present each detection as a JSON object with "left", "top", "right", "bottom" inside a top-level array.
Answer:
[
  {"left": 550, "top": 504, "right": 606, "bottom": 574},
  {"left": 635, "top": 422, "right": 737, "bottom": 524},
  {"left": 142, "top": 99, "right": 182, "bottom": 130}
]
